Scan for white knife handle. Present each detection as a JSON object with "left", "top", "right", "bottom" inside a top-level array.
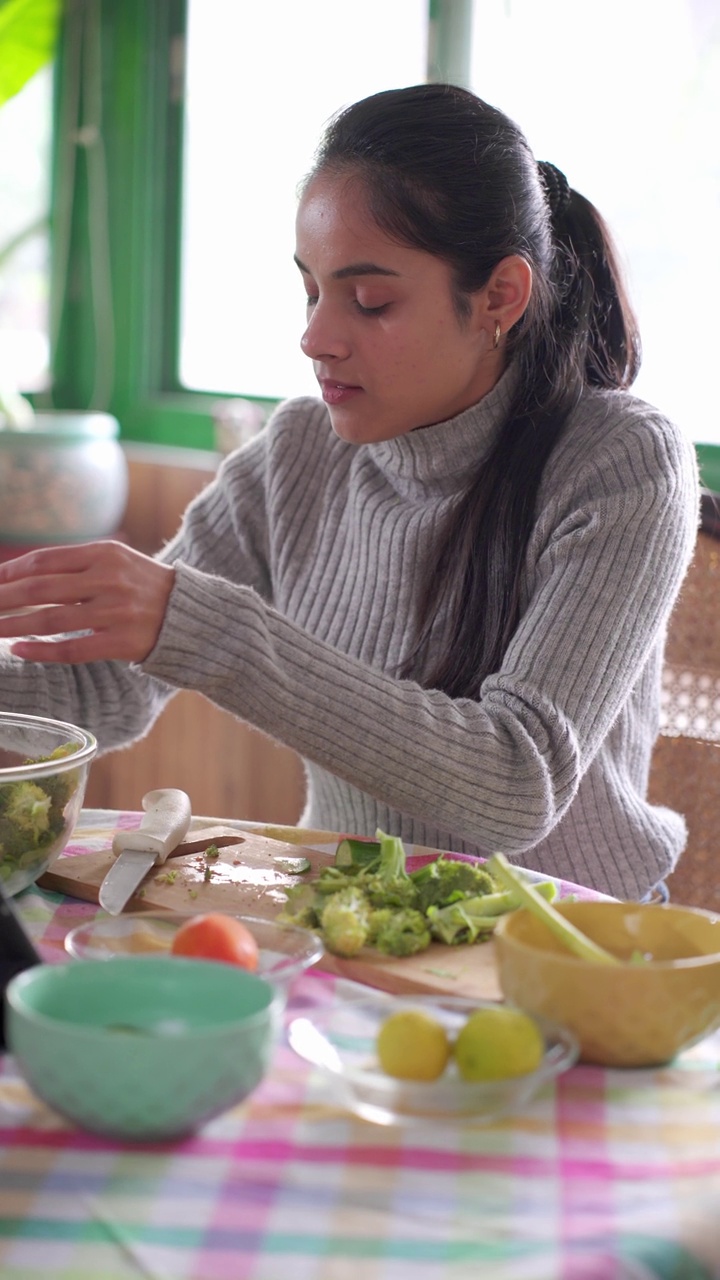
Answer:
[{"left": 111, "top": 789, "right": 192, "bottom": 864}]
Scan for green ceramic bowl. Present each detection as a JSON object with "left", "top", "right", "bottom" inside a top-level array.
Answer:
[{"left": 6, "top": 957, "right": 281, "bottom": 1141}]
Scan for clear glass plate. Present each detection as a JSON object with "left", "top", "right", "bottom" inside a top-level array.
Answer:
[
  {"left": 65, "top": 913, "right": 324, "bottom": 988},
  {"left": 287, "top": 993, "right": 578, "bottom": 1126}
]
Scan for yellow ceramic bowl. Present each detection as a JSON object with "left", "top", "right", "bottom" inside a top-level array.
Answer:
[{"left": 493, "top": 900, "right": 720, "bottom": 1067}]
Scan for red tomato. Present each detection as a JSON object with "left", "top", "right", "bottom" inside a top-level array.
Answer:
[{"left": 170, "top": 914, "right": 259, "bottom": 970}]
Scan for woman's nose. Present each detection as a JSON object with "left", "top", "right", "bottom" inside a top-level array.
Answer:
[{"left": 300, "top": 300, "right": 350, "bottom": 362}]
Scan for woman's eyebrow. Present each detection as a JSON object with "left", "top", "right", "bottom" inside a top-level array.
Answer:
[{"left": 294, "top": 255, "right": 400, "bottom": 280}]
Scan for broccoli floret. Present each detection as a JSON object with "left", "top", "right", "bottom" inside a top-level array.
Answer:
[
  {"left": 427, "top": 880, "right": 559, "bottom": 945},
  {"left": 320, "top": 887, "right": 371, "bottom": 957},
  {"left": 427, "top": 899, "right": 503, "bottom": 946},
  {"left": 277, "top": 881, "right": 324, "bottom": 930},
  {"left": 362, "top": 871, "right": 419, "bottom": 909},
  {"left": 5, "top": 783, "right": 51, "bottom": 845},
  {"left": 410, "top": 856, "right": 497, "bottom": 913},
  {"left": 357, "top": 828, "right": 419, "bottom": 908},
  {"left": 370, "top": 907, "right": 431, "bottom": 957}
]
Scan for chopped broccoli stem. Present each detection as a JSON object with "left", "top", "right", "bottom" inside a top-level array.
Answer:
[{"left": 487, "top": 853, "right": 621, "bottom": 965}]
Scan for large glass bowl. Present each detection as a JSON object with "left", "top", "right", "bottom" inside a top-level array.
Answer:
[{"left": 0, "top": 712, "right": 97, "bottom": 896}]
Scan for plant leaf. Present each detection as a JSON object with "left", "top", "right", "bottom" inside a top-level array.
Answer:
[{"left": 0, "top": 0, "right": 61, "bottom": 108}]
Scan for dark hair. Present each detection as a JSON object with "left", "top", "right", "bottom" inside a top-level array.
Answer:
[{"left": 308, "top": 83, "right": 641, "bottom": 698}]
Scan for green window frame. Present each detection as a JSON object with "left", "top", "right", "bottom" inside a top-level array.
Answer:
[{"left": 47, "top": 0, "right": 720, "bottom": 489}]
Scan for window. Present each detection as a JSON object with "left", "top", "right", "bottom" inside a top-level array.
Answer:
[
  {"left": 47, "top": 0, "right": 720, "bottom": 485},
  {"left": 0, "top": 66, "right": 53, "bottom": 397},
  {"left": 469, "top": 0, "right": 720, "bottom": 447},
  {"left": 179, "top": 0, "right": 428, "bottom": 402}
]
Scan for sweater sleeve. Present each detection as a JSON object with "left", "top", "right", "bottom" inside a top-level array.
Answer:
[
  {"left": 0, "top": 419, "right": 277, "bottom": 752},
  {"left": 141, "top": 401, "right": 699, "bottom": 853}
]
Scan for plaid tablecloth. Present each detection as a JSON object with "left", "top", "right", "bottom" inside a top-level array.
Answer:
[{"left": 1, "top": 813, "right": 720, "bottom": 1280}]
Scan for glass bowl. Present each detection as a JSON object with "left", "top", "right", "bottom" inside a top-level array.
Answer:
[
  {"left": 287, "top": 994, "right": 578, "bottom": 1126},
  {"left": 65, "top": 912, "right": 324, "bottom": 989},
  {"left": 0, "top": 712, "right": 97, "bottom": 896}
]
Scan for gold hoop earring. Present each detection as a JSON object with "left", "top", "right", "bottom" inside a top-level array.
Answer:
[{"left": 493, "top": 321, "right": 501, "bottom": 350}]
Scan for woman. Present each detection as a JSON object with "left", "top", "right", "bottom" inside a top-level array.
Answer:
[{"left": 0, "top": 85, "right": 698, "bottom": 899}]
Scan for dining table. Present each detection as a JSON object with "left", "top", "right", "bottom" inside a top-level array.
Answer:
[{"left": 1, "top": 808, "right": 720, "bottom": 1280}]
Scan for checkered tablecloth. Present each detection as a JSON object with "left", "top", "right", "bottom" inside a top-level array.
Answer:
[{"left": 1, "top": 813, "right": 720, "bottom": 1280}]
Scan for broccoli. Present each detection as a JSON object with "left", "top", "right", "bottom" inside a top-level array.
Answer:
[
  {"left": 369, "top": 906, "right": 432, "bottom": 957},
  {"left": 409, "top": 856, "right": 497, "bottom": 913},
  {"left": 362, "top": 871, "right": 418, "bottom": 910},
  {"left": 277, "top": 881, "right": 324, "bottom": 930},
  {"left": 279, "top": 828, "right": 559, "bottom": 961},
  {"left": 320, "top": 887, "right": 371, "bottom": 957},
  {"left": 358, "top": 828, "right": 420, "bottom": 907},
  {"left": 0, "top": 743, "right": 84, "bottom": 889},
  {"left": 427, "top": 880, "right": 559, "bottom": 945},
  {"left": 6, "top": 783, "right": 51, "bottom": 843}
]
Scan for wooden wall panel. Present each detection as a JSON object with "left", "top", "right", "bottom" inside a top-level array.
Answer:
[{"left": 83, "top": 450, "right": 306, "bottom": 822}]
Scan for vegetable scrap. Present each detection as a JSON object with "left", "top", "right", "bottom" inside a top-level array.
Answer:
[{"left": 278, "top": 829, "right": 557, "bottom": 959}]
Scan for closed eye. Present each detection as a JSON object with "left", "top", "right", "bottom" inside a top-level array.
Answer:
[{"left": 355, "top": 301, "right": 389, "bottom": 317}]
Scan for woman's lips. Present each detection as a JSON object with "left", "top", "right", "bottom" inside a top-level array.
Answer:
[{"left": 318, "top": 379, "right": 363, "bottom": 405}]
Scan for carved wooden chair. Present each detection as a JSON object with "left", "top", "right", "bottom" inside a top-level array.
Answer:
[{"left": 648, "top": 496, "right": 720, "bottom": 911}]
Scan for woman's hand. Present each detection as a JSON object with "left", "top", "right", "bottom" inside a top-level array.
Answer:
[{"left": 0, "top": 541, "right": 176, "bottom": 664}]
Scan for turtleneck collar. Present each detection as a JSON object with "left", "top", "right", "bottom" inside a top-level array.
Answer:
[{"left": 367, "top": 363, "right": 519, "bottom": 501}]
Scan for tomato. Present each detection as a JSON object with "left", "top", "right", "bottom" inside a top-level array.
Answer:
[{"left": 170, "top": 914, "right": 259, "bottom": 970}]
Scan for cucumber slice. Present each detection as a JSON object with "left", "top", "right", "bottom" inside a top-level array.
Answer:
[{"left": 334, "top": 838, "right": 382, "bottom": 869}]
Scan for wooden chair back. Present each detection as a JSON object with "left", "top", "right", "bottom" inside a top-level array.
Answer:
[{"left": 648, "top": 511, "right": 720, "bottom": 910}]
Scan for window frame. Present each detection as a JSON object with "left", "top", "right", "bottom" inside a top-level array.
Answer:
[{"left": 48, "top": 0, "right": 720, "bottom": 487}]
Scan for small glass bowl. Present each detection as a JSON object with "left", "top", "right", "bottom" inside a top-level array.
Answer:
[
  {"left": 65, "top": 913, "right": 324, "bottom": 988},
  {"left": 287, "top": 994, "right": 578, "bottom": 1126}
]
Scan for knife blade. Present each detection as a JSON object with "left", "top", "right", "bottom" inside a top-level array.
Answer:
[{"left": 99, "top": 789, "right": 193, "bottom": 915}]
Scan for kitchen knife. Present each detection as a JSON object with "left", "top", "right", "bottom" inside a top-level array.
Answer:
[{"left": 98, "top": 788, "right": 193, "bottom": 915}]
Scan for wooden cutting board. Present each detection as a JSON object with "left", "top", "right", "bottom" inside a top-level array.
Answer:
[{"left": 38, "top": 830, "right": 502, "bottom": 1001}]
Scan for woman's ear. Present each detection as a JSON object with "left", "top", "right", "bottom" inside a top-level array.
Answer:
[{"left": 481, "top": 254, "right": 533, "bottom": 334}]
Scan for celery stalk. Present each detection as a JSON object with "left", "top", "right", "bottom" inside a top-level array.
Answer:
[{"left": 488, "top": 853, "right": 621, "bottom": 966}]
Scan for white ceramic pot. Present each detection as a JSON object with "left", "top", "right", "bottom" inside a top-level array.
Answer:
[{"left": 0, "top": 412, "right": 128, "bottom": 544}]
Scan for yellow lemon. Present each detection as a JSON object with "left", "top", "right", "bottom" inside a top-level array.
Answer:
[
  {"left": 376, "top": 1009, "right": 451, "bottom": 1081},
  {"left": 454, "top": 1007, "right": 544, "bottom": 1081}
]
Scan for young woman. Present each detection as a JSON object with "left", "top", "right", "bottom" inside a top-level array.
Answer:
[{"left": 0, "top": 85, "right": 698, "bottom": 900}]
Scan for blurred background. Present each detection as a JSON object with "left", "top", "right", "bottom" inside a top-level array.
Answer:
[
  {"left": 2, "top": 0, "right": 719, "bottom": 450},
  {"left": 0, "top": 0, "right": 718, "bottom": 819}
]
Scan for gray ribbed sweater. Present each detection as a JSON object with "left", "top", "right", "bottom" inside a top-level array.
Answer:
[{"left": 0, "top": 371, "right": 698, "bottom": 899}]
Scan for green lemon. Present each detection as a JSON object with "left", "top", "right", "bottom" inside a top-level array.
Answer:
[
  {"left": 454, "top": 1007, "right": 545, "bottom": 1081},
  {"left": 376, "top": 1009, "right": 451, "bottom": 1081}
]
